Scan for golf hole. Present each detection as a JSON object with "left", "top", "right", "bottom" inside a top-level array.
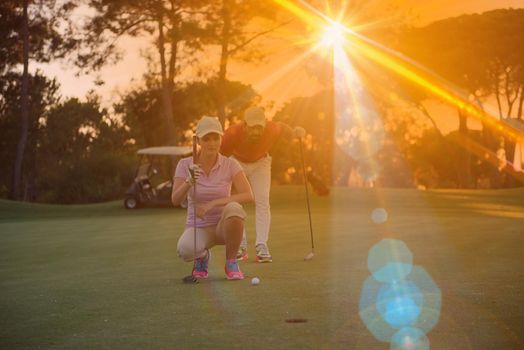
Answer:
[{"left": 285, "top": 318, "right": 308, "bottom": 323}]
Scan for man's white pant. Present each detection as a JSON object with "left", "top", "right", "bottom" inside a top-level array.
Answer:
[{"left": 233, "top": 155, "right": 271, "bottom": 247}]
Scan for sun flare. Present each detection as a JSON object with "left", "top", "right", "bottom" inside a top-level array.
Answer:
[{"left": 320, "top": 22, "right": 345, "bottom": 47}]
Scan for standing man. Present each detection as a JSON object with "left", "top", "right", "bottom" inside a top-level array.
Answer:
[{"left": 220, "top": 106, "right": 306, "bottom": 262}]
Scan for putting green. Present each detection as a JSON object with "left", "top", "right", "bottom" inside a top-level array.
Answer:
[{"left": 1, "top": 186, "right": 523, "bottom": 349}]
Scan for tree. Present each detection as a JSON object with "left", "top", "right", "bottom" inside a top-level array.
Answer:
[
  {"left": 0, "top": 71, "right": 61, "bottom": 199},
  {"left": 116, "top": 79, "right": 257, "bottom": 148},
  {"left": 209, "top": 0, "right": 284, "bottom": 123},
  {"left": 36, "top": 97, "right": 135, "bottom": 203},
  {"left": 0, "top": 71, "right": 137, "bottom": 203},
  {"left": 1, "top": 0, "right": 77, "bottom": 200},
  {"left": 274, "top": 90, "right": 334, "bottom": 184},
  {"left": 397, "top": 9, "right": 524, "bottom": 124},
  {"left": 76, "top": 0, "right": 212, "bottom": 145},
  {"left": 14, "top": 0, "right": 30, "bottom": 201},
  {"left": 395, "top": 9, "right": 524, "bottom": 187}
]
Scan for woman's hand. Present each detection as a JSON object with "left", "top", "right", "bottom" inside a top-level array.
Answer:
[
  {"left": 186, "top": 164, "right": 202, "bottom": 185},
  {"left": 197, "top": 201, "right": 215, "bottom": 218}
]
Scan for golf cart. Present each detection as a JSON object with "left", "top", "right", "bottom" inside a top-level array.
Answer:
[{"left": 124, "top": 146, "right": 191, "bottom": 209}]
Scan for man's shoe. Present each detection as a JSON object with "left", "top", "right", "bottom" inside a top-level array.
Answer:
[
  {"left": 255, "top": 243, "right": 272, "bottom": 263},
  {"left": 192, "top": 249, "right": 210, "bottom": 278},
  {"left": 224, "top": 259, "right": 244, "bottom": 280},
  {"left": 236, "top": 246, "right": 249, "bottom": 261}
]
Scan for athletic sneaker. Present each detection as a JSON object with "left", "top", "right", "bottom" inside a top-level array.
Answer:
[
  {"left": 236, "top": 246, "right": 249, "bottom": 261},
  {"left": 224, "top": 259, "right": 244, "bottom": 280},
  {"left": 255, "top": 243, "right": 272, "bottom": 263},
  {"left": 192, "top": 249, "right": 210, "bottom": 279}
]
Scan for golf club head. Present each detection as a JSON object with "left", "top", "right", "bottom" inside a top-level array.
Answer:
[
  {"left": 304, "top": 251, "right": 315, "bottom": 261},
  {"left": 182, "top": 275, "right": 199, "bottom": 284}
]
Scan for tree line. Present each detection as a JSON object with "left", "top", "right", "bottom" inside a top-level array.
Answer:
[
  {"left": 1, "top": 1, "right": 523, "bottom": 203},
  {"left": 1, "top": 0, "right": 281, "bottom": 202}
]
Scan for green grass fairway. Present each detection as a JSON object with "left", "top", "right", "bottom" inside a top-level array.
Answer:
[{"left": 1, "top": 187, "right": 523, "bottom": 349}]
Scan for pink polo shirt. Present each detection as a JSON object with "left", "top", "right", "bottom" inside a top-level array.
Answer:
[{"left": 175, "top": 154, "right": 243, "bottom": 228}]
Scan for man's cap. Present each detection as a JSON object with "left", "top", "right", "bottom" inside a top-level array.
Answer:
[
  {"left": 195, "top": 116, "right": 224, "bottom": 138},
  {"left": 244, "top": 107, "right": 266, "bottom": 127}
]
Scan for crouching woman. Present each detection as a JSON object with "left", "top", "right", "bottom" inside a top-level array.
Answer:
[{"left": 171, "top": 116, "right": 254, "bottom": 280}]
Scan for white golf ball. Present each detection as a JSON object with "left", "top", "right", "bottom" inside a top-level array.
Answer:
[{"left": 251, "top": 277, "right": 260, "bottom": 285}]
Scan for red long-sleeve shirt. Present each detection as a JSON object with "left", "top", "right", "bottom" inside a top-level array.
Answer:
[{"left": 220, "top": 121, "right": 283, "bottom": 163}]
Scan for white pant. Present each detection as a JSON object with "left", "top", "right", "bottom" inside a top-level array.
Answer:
[{"left": 233, "top": 155, "right": 271, "bottom": 247}]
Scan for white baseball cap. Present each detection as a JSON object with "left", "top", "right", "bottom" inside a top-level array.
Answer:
[
  {"left": 244, "top": 107, "right": 266, "bottom": 127},
  {"left": 195, "top": 116, "right": 224, "bottom": 138}
]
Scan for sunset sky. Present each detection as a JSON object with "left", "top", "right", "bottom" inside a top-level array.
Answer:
[{"left": 35, "top": 0, "right": 524, "bottom": 129}]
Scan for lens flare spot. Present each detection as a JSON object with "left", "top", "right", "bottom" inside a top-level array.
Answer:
[
  {"left": 368, "top": 239, "right": 413, "bottom": 283},
  {"left": 371, "top": 207, "right": 388, "bottom": 224},
  {"left": 390, "top": 327, "right": 430, "bottom": 350},
  {"left": 377, "top": 281, "right": 423, "bottom": 328},
  {"left": 373, "top": 262, "right": 412, "bottom": 283},
  {"left": 383, "top": 297, "right": 421, "bottom": 328}
]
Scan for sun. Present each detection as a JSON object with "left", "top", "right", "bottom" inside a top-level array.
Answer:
[{"left": 320, "top": 22, "right": 345, "bottom": 47}]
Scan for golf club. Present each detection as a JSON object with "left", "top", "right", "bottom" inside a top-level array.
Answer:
[
  {"left": 183, "top": 135, "right": 199, "bottom": 284},
  {"left": 299, "top": 137, "right": 315, "bottom": 261}
]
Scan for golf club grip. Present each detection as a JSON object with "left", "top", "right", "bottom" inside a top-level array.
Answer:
[
  {"left": 299, "top": 138, "right": 314, "bottom": 250},
  {"left": 192, "top": 135, "right": 198, "bottom": 164}
]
